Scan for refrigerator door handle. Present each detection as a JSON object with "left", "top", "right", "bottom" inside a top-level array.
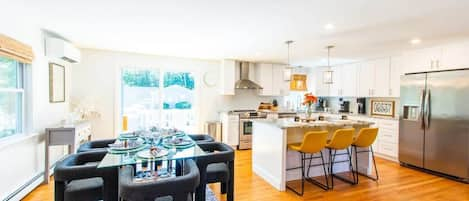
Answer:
[
  {"left": 424, "top": 89, "right": 431, "bottom": 129},
  {"left": 419, "top": 89, "right": 426, "bottom": 129}
]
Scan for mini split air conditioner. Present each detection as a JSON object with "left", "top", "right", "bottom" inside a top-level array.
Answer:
[{"left": 45, "top": 37, "right": 81, "bottom": 63}]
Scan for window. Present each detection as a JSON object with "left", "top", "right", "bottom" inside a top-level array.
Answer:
[
  {"left": 0, "top": 56, "right": 24, "bottom": 139},
  {"left": 121, "top": 68, "right": 196, "bottom": 132}
]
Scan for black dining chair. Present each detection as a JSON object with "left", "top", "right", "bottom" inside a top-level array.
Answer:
[
  {"left": 77, "top": 139, "right": 116, "bottom": 153},
  {"left": 195, "top": 142, "right": 235, "bottom": 201},
  {"left": 188, "top": 134, "right": 215, "bottom": 143},
  {"left": 54, "top": 151, "right": 118, "bottom": 201},
  {"left": 119, "top": 159, "right": 200, "bottom": 201}
]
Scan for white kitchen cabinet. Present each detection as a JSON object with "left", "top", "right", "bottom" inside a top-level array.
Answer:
[
  {"left": 313, "top": 67, "right": 330, "bottom": 96},
  {"left": 341, "top": 63, "right": 359, "bottom": 97},
  {"left": 403, "top": 47, "right": 442, "bottom": 73},
  {"left": 389, "top": 56, "right": 403, "bottom": 97},
  {"left": 376, "top": 119, "right": 399, "bottom": 159},
  {"left": 329, "top": 66, "right": 343, "bottom": 97},
  {"left": 219, "top": 59, "right": 236, "bottom": 95},
  {"left": 221, "top": 113, "right": 239, "bottom": 146},
  {"left": 255, "top": 63, "right": 274, "bottom": 96},
  {"left": 373, "top": 58, "right": 391, "bottom": 97},
  {"left": 358, "top": 61, "right": 375, "bottom": 97},
  {"left": 328, "top": 64, "right": 358, "bottom": 97},
  {"left": 440, "top": 42, "right": 469, "bottom": 70},
  {"left": 272, "top": 64, "right": 289, "bottom": 96}
]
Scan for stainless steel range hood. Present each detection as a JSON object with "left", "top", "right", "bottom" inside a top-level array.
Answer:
[{"left": 235, "top": 62, "right": 263, "bottom": 89}]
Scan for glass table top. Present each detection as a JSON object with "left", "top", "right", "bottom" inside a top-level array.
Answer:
[{"left": 98, "top": 136, "right": 207, "bottom": 168}]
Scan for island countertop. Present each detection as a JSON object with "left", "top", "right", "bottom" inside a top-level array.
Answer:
[{"left": 252, "top": 118, "right": 374, "bottom": 129}]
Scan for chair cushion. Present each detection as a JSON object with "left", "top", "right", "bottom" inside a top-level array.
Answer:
[
  {"left": 64, "top": 177, "right": 103, "bottom": 201},
  {"left": 206, "top": 163, "right": 229, "bottom": 183},
  {"left": 287, "top": 143, "right": 302, "bottom": 151},
  {"left": 155, "top": 195, "right": 192, "bottom": 201}
]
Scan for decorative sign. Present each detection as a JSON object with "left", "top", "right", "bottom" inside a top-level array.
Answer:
[{"left": 371, "top": 100, "right": 395, "bottom": 117}]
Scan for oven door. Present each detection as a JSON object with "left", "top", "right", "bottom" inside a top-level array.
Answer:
[{"left": 239, "top": 119, "right": 252, "bottom": 149}]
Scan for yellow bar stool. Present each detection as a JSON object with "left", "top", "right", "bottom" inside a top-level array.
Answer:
[
  {"left": 352, "top": 127, "right": 379, "bottom": 183},
  {"left": 326, "top": 128, "right": 356, "bottom": 189},
  {"left": 286, "top": 131, "right": 329, "bottom": 195}
]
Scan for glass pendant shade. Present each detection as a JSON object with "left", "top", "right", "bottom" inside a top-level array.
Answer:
[{"left": 323, "top": 70, "right": 333, "bottom": 84}]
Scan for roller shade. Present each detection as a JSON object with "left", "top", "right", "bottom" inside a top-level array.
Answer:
[{"left": 0, "top": 33, "right": 34, "bottom": 64}]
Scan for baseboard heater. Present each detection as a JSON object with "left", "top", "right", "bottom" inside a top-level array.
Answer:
[{"left": 3, "top": 163, "right": 57, "bottom": 201}]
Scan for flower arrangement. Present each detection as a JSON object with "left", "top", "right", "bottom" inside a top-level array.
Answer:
[
  {"left": 303, "top": 93, "right": 318, "bottom": 106},
  {"left": 303, "top": 93, "right": 317, "bottom": 118}
]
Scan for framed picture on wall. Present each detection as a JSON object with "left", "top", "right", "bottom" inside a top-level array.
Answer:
[
  {"left": 371, "top": 100, "right": 395, "bottom": 117},
  {"left": 49, "top": 63, "right": 65, "bottom": 103}
]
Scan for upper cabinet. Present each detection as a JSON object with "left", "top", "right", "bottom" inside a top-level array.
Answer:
[
  {"left": 389, "top": 56, "right": 403, "bottom": 97},
  {"left": 255, "top": 63, "right": 274, "bottom": 96},
  {"left": 328, "top": 66, "right": 342, "bottom": 97},
  {"left": 403, "top": 47, "right": 441, "bottom": 73},
  {"left": 273, "top": 64, "right": 290, "bottom": 96},
  {"left": 219, "top": 59, "right": 236, "bottom": 95},
  {"left": 341, "top": 63, "right": 359, "bottom": 97},
  {"left": 403, "top": 41, "right": 469, "bottom": 74},
  {"left": 312, "top": 67, "right": 331, "bottom": 96},
  {"left": 358, "top": 57, "right": 400, "bottom": 98},
  {"left": 255, "top": 63, "right": 289, "bottom": 96},
  {"left": 374, "top": 58, "right": 391, "bottom": 97},
  {"left": 329, "top": 64, "right": 358, "bottom": 97},
  {"left": 358, "top": 61, "right": 376, "bottom": 97},
  {"left": 439, "top": 42, "right": 469, "bottom": 70}
]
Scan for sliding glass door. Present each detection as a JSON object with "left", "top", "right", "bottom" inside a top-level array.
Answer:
[{"left": 121, "top": 68, "right": 196, "bottom": 133}]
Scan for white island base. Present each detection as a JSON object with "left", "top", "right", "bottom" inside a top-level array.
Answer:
[{"left": 252, "top": 119, "right": 373, "bottom": 191}]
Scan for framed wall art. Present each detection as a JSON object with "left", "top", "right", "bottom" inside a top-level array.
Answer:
[{"left": 371, "top": 100, "right": 395, "bottom": 117}]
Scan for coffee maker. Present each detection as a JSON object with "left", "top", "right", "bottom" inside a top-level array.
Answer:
[
  {"left": 357, "top": 98, "right": 366, "bottom": 114},
  {"left": 339, "top": 99, "right": 350, "bottom": 113}
]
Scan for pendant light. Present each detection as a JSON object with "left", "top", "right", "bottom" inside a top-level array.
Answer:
[
  {"left": 285, "top": 40, "right": 307, "bottom": 91},
  {"left": 323, "top": 45, "right": 334, "bottom": 84}
]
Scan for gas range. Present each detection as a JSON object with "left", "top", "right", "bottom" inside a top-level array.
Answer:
[{"left": 230, "top": 110, "right": 267, "bottom": 119}]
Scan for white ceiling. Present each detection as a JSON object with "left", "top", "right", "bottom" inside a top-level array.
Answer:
[{"left": 5, "top": 0, "right": 469, "bottom": 66}]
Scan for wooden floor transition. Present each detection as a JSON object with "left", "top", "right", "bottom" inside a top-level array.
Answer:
[{"left": 23, "top": 150, "right": 469, "bottom": 201}]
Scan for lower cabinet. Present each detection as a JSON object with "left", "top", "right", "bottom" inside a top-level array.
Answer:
[
  {"left": 348, "top": 116, "right": 399, "bottom": 160},
  {"left": 375, "top": 119, "right": 399, "bottom": 159}
]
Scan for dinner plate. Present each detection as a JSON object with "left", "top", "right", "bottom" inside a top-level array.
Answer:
[
  {"left": 137, "top": 149, "right": 169, "bottom": 159},
  {"left": 109, "top": 139, "right": 144, "bottom": 151}
]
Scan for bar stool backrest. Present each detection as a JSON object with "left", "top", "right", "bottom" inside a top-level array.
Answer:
[
  {"left": 354, "top": 127, "right": 379, "bottom": 148},
  {"left": 299, "top": 131, "right": 329, "bottom": 153},
  {"left": 328, "top": 128, "right": 355, "bottom": 150}
]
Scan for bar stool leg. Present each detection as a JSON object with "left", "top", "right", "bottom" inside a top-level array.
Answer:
[
  {"left": 346, "top": 148, "right": 357, "bottom": 184},
  {"left": 354, "top": 146, "right": 359, "bottom": 184},
  {"left": 286, "top": 152, "right": 305, "bottom": 196},
  {"left": 353, "top": 146, "right": 379, "bottom": 182},
  {"left": 329, "top": 149, "right": 335, "bottom": 189},
  {"left": 320, "top": 151, "right": 330, "bottom": 189},
  {"left": 370, "top": 147, "right": 379, "bottom": 181}
]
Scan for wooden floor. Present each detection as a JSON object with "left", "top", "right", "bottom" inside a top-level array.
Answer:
[{"left": 24, "top": 150, "right": 469, "bottom": 201}]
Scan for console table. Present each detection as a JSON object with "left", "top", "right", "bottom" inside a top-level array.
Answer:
[{"left": 44, "top": 121, "right": 92, "bottom": 184}]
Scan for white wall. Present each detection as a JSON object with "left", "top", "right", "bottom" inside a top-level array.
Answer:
[
  {"left": 0, "top": 20, "right": 71, "bottom": 199},
  {"left": 72, "top": 49, "right": 282, "bottom": 139}
]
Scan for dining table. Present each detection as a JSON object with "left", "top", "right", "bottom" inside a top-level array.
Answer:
[{"left": 97, "top": 133, "right": 208, "bottom": 176}]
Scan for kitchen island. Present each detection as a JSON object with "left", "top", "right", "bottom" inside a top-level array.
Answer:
[{"left": 252, "top": 118, "right": 374, "bottom": 191}]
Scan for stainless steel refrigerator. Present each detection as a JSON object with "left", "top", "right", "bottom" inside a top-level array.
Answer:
[{"left": 399, "top": 69, "right": 469, "bottom": 183}]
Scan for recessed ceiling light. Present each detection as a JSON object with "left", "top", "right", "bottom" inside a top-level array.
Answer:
[
  {"left": 324, "top": 23, "right": 335, "bottom": 30},
  {"left": 410, "top": 38, "right": 422, "bottom": 45}
]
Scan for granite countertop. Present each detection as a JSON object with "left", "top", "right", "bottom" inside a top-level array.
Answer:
[{"left": 252, "top": 118, "right": 374, "bottom": 129}]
